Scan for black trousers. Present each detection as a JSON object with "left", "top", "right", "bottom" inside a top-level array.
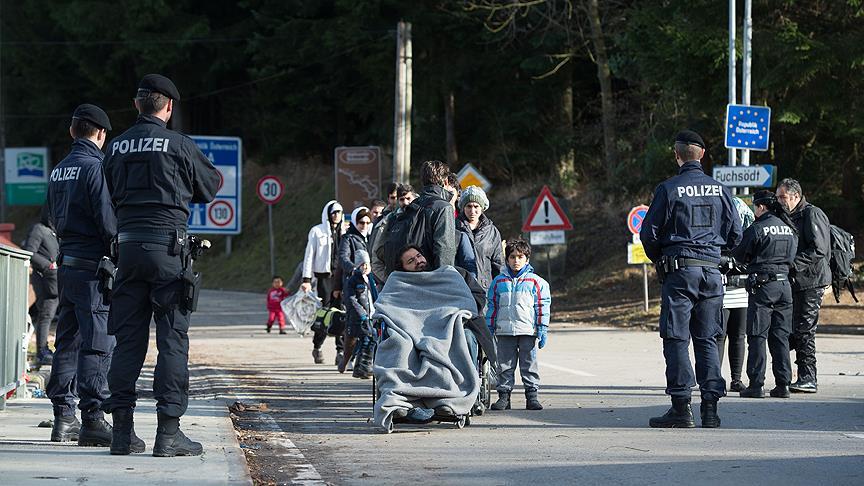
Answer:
[
  {"left": 659, "top": 267, "right": 726, "bottom": 401},
  {"left": 30, "top": 273, "right": 59, "bottom": 352},
  {"left": 101, "top": 241, "right": 190, "bottom": 418},
  {"left": 745, "top": 280, "right": 793, "bottom": 387},
  {"left": 718, "top": 307, "right": 746, "bottom": 382},
  {"left": 790, "top": 287, "right": 825, "bottom": 383},
  {"left": 312, "top": 272, "right": 343, "bottom": 351},
  {"left": 47, "top": 266, "right": 114, "bottom": 419}
]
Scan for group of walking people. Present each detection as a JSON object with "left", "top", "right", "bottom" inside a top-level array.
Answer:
[{"left": 295, "top": 160, "right": 552, "bottom": 411}]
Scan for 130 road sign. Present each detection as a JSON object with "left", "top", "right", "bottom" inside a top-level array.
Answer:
[
  {"left": 713, "top": 165, "right": 775, "bottom": 188},
  {"left": 725, "top": 104, "right": 771, "bottom": 151},
  {"left": 257, "top": 175, "right": 284, "bottom": 204},
  {"left": 188, "top": 136, "right": 242, "bottom": 235}
]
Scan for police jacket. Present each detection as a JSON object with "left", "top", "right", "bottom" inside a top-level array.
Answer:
[
  {"left": 415, "top": 185, "right": 456, "bottom": 270},
  {"left": 47, "top": 139, "right": 117, "bottom": 260},
  {"left": 103, "top": 114, "right": 220, "bottom": 231},
  {"left": 22, "top": 222, "right": 59, "bottom": 275},
  {"left": 788, "top": 197, "right": 831, "bottom": 290},
  {"left": 457, "top": 213, "right": 504, "bottom": 290},
  {"left": 640, "top": 161, "right": 743, "bottom": 264},
  {"left": 731, "top": 212, "right": 798, "bottom": 275}
]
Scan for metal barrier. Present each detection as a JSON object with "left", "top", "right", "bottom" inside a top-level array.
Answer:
[{"left": 0, "top": 243, "right": 32, "bottom": 410}]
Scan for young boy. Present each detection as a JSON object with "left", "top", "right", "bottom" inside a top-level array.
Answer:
[
  {"left": 340, "top": 250, "right": 378, "bottom": 375},
  {"left": 266, "top": 276, "right": 291, "bottom": 334},
  {"left": 485, "top": 238, "right": 551, "bottom": 410}
]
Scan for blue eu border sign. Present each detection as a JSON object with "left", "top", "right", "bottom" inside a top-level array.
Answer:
[
  {"left": 725, "top": 104, "right": 771, "bottom": 151},
  {"left": 187, "top": 136, "right": 242, "bottom": 235}
]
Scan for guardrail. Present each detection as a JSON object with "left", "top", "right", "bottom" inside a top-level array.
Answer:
[{"left": 1, "top": 243, "right": 32, "bottom": 410}]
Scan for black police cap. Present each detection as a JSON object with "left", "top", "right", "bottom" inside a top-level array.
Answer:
[
  {"left": 674, "top": 130, "right": 706, "bottom": 149},
  {"left": 137, "top": 73, "right": 180, "bottom": 100},
  {"left": 752, "top": 190, "right": 776, "bottom": 206},
  {"left": 72, "top": 103, "right": 112, "bottom": 131}
]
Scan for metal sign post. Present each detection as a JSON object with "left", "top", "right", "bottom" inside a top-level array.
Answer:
[{"left": 257, "top": 175, "right": 285, "bottom": 277}]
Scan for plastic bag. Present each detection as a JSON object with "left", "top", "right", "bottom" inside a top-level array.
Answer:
[{"left": 281, "top": 290, "right": 321, "bottom": 336}]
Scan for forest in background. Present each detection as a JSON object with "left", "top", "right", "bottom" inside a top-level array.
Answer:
[{"left": 2, "top": 0, "right": 863, "bottom": 231}]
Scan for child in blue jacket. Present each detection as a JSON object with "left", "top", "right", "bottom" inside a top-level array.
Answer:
[{"left": 486, "top": 238, "right": 551, "bottom": 410}]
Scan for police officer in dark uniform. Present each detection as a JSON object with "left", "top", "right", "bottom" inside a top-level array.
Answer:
[
  {"left": 731, "top": 190, "right": 798, "bottom": 399},
  {"left": 100, "top": 74, "right": 220, "bottom": 457},
  {"left": 640, "top": 130, "right": 742, "bottom": 428},
  {"left": 45, "top": 104, "right": 125, "bottom": 447}
]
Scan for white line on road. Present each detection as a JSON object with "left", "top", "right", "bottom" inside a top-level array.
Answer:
[{"left": 540, "top": 362, "right": 596, "bottom": 377}]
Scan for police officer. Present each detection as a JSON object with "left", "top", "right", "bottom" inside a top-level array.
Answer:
[
  {"left": 100, "top": 74, "right": 220, "bottom": 457},
  {"left": 45, "top": 104, "right": 129, "bottom": 448},
  {"left": 731, "top": 191, "right": 798, "bottom": 399},
  {"left": 640, "top": 130, "right": 742, "bottom": 428}
]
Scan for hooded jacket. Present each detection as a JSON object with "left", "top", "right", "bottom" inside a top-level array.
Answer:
[
  {"left": 302, "top": 200, "right": 345, "bottom": 279},
  {"left": 485, "top": 263, "right": 551, "bottom": 336},
  {"left": 788, "top": 196, "right": 831, "bottom": 291},
  {"left": 457, "top": 213, "right": 504, "bottom": 290},
  {"left": 340, "top": 207, "right": 370, "bottom": 302},
  {"left": 22, "top": 209, "right": 60, "bottom": 275}
]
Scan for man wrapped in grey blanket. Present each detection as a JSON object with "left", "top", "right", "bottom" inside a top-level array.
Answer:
[{"left": 372, "top": 266, "right": 481, "bottom": 431}]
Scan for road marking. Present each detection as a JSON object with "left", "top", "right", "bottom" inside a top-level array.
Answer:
[
  {"left": 540, "top": 362, "right": 596, "bottom": 377},
  {"left": 195, "top": 368, "right": 325, "bottom": 486}
]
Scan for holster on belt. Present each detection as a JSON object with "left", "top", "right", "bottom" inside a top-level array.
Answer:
[
  {"left": 96, "top": 256, "right": 117, "bottom": 304},
  {"left": 180, "top": 234, "right": 210, "bottom": 312}
]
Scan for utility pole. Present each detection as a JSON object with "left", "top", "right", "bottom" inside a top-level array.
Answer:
[
  {"left": 740, "top": 0, "right": 753, "bottom": 194},
  {"left": 728, "top": 0, "right": 737, "bottom": 172},
  {"left": 393, "top": 21, "right": 412, "bottom": 184}
]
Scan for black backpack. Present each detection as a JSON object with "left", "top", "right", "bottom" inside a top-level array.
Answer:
[
  {"left": 829, "top": 224, "right": 858, "bottom": 303},
  {"left": 382, "top": 200, "right": 431, "bottom": 274}
]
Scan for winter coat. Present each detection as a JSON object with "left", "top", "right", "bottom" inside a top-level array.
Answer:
[
  {"left": 302, "top": 200, "right": 345, "bottom": 279},
  {"left": 455, "top": 230, "right": 478, "bottom": 279},
  {"left": 414, "top": 185, "right": 456, "bottom": 270},
  {"left": 346, "top": 269, "right": 377, "bottom": 326},
  {"left": 22, "top": 221, "right": 60, "bottom": 298},
  {"left": 789, "top": 197, "right": 832, "bottom": 291},
  {"left": 457, "top": 213, "right": 504, "bottom": 290},
  {"left": 485, "top": 263, "right": 551, "bottom": 336},
  {"left": 339, "top": 214, "right": 370, "bottom": 304}
]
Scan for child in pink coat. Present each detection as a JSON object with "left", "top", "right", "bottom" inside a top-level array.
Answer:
[{"left": 266, "top": 276, "right": 291, "bottom": 334}]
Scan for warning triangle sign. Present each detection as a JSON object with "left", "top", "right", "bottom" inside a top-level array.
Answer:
[{"left": 522, "top": 185, "right": 573, "bottom": 232}]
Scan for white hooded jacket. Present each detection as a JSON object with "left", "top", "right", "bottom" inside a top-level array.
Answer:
[{"left": 302, "top": 200, "right": 344, "bottom": 279}]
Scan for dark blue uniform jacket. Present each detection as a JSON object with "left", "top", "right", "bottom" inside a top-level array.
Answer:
[
  {"left": 640, "top": 161, "right": 742, "bottom": 264},
  {"left": 103, "top": 114, "right": 220, "bottom": 231},
  {"left": 731, "top": 212, "right": 798, "bottom": 274},
  {"left": 47, "top": 139, "right": 117, "bottom": 260}
]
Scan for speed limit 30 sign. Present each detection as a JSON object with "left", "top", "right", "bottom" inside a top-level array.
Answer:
[{"left": 257, "top": 175, "right": 285, "bottom": 205}]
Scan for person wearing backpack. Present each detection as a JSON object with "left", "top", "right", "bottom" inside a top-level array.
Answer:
[
  {"left": 776, "top": 179, "right": 831, "bottom": 394},
  {"left": 731, "top": 191, "right": 798, "bottom": 399}
]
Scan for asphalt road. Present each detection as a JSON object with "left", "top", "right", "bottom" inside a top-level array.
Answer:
[{"left": 189, "top": 290, "right": 864, "bottom": 485}]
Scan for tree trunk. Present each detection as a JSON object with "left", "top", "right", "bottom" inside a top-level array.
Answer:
[
  {"left": 841, "top": 143, "right": 863, "bottom": 233},
  {"left": 558, "top": 62, "right": 575, "bottom": 182},
  {"left": 586, "top": 0, "right": 617, "bottom": 177},
  {"left": 444, "top": 89, "right": 459, "bottom": 166}
]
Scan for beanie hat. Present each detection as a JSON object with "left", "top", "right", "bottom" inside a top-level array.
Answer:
[
  {"left": 459, "top": 185, "right": 489, "bottom": 211},
  {"left": 354, "top": 249, "right": 370, "bottom": 267}
]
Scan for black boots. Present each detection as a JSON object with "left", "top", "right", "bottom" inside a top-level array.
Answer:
[
  {"left": 739, "top": 385, "right": 765, "bottom": 398},
  {"left": 110, "top": 408, "right": 146, "bottom": 455},
  {"left": 700, "top": 400, "right": 721, "bottom": 428},
  {"left": 312, "top": 348, "right": 324, "bottom": 364},
  {"left": 78, "top": 414, "right": 113, "bottom": 447},
  {"left": 770, "top": 384, "right": 791, "bottom": 398},
  {"left": 491, "top": 391, "right": 511, "bottom": 410},
  {"left": 50, "top": 415, "right": 81, "bottom": 442},
  {"left": 153, "top": 413, "right": 203, "bottom": 457},
  {"left": 525, "top": 388, "right": 543, "bottom": 410},
  {"left": 649, "top": 398, "right": 695, "bottom": 428}
]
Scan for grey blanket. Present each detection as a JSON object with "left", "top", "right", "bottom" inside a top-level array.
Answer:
[{"left": 372, "top": 266, "right": 480, "bottom": 431}]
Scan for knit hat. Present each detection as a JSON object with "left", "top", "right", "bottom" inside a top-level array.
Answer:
[
  {"left": 354, "top": 249, "right": 370, "bottom": 267},
  {"left": 459, "top": 185, "right": 489, "bottom": 211}
]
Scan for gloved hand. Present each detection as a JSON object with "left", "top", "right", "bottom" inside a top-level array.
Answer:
[{"left": 537, "top": 326, "right": 548, "bottom": 349}]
